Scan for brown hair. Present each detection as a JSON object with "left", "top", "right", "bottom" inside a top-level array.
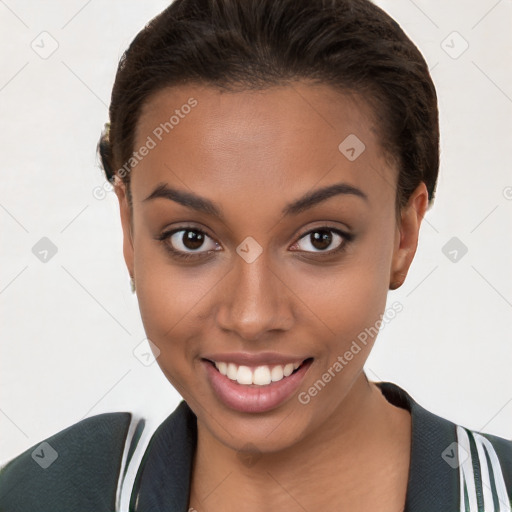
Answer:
[{"left": 98, "top": 0, "right": 439, "bottom": 214}]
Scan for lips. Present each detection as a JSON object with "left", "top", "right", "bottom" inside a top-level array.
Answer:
[{"left": 201, "top": 353, "right": 313, "bottom": 413}]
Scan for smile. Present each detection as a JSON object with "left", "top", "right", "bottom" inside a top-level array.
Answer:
[
  {"left": 210, "top": 360, "right": 305, "bottom": 386},
  {"left": 202, "top": 357, "right": 314, "bottom": 413}
]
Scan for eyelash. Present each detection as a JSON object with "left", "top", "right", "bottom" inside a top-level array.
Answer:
[{"left": 156, "top": 225, "right": 354, "bottom": 262}]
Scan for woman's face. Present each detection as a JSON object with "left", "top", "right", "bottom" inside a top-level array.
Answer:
[{"left": 115, "top": 82, "right": 426, "bottom": 452}]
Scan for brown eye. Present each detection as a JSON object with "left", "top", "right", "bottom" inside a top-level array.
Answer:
[
  {"left": 179, "top": 230, "right": 207, "bottom": 250},
  {"left": 159, "top": 228, "right": 220, "bottom": 259},
  {"left": 169, "top": 229, "right": 217, "bottom": 251},
  {"left": 292, "top": 228, "right": 349, "bottom": 254}
]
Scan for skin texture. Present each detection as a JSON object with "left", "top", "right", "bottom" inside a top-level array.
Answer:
[{"left": 114, "top": 82, "right": 428, "bottom": 511}]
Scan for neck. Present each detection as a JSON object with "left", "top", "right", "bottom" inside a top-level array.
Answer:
[{"left": 189, "top": 376, "right": 411, "bottom": 512}]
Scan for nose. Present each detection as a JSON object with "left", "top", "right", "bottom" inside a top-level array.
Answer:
[{"left": 215, "top": 247, "right": 294, "bottom": 341}]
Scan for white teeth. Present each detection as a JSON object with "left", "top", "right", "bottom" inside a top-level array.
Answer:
[
  {"left": 283, "top": 363, "right": 294, "bottom": 377},
  {"left": 253, "top": 366, "right": 272, "bottom": 385},
  {"left": 217, "top": 361, "right": 227, "bottom": 376},
  {"left": 270, "top": 365, "right": 284, "bottom": 382},
  {"left": 213, "top": 360, "right": 304, "bottom": 386},
  {"left": 226, "top": 362, "right": 238, "bottom": 380},
  {"left": 236, "top": 365, "right": 253, "bottom": 385}
]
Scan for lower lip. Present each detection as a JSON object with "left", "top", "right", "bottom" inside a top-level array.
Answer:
[{"left": 203, "top": 359, "right": 313, "bottom": 413}]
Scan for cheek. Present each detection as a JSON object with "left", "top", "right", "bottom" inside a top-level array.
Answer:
[
  {"left": 292, "top": 228, "right": 395, "bottom": 346},
  {"left": 132, "top": 234, "right": 221, "bottom": 368}
]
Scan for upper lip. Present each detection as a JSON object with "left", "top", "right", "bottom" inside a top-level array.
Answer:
[{"left": 202, "top": 351, "right": 311, "bottom": 366}]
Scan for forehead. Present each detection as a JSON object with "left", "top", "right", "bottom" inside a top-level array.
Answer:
[{"left": 131, "top": 82, "right": 397, "bottom": 212}]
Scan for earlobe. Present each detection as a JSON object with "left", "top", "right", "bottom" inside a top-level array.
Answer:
[
  {"left": 113, "top": 177, "right": 135, "bottom": 281},
  {"left": 389, "top": 182, "right": 429, "bottom": 290}
]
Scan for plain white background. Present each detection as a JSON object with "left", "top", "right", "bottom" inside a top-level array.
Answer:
[{"left": 1, "top": 0, "right": 511, "bottom": 465}]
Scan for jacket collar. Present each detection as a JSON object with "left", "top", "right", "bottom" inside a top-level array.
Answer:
[{"left": 376, "top": 382, "right": 459, "bottom": 511}]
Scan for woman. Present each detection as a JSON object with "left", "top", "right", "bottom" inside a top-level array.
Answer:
[{"left": 1, "top": 0, "right": 511, "bottom": 511}]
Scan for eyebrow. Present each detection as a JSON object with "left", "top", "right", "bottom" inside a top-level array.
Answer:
[{"left": 142, "top": 181, "right": 368, "bottom": 220}]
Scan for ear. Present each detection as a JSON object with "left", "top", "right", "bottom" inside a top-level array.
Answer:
[
  {"left": 113, "top": 177, "right": 135, "bottom": 279},
  {"left": 389, "top": 181, "right": 429, "bottom": 290}
]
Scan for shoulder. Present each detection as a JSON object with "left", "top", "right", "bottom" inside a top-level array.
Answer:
[
  {"left": 377, "top": 381, "right": 512, "bottom": 511},
  {"left": 0, "top": 412, "right": 134, "bottom": 512},
  {"left": 455, "top": 425, "right": 512, "bottom": 511}
]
